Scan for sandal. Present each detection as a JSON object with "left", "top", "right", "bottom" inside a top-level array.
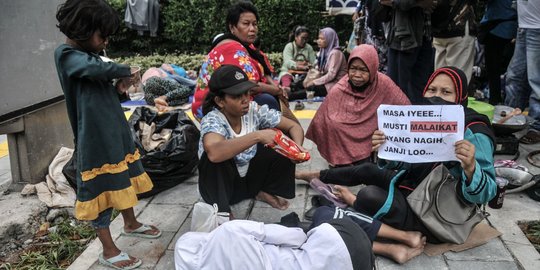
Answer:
[
  {"left": 294, "top": 101, "right": 305, "bottom": 110},
  {"left": 98, "top": 251, "right": 141, "bottom": 270},
  {"left": 121, "top": 224, "right": 162, "bottom": 239},
  {"left": 520, "top": 130, "right": 540, "bottom": 144}
]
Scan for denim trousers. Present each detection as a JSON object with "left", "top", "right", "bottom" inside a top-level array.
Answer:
[{"left": 504, "top": 28, "right": 540, "bottom": 131}]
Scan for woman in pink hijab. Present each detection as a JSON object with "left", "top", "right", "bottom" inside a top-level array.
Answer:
[{"left": 305, "top": 44, "right": 410, "bottom": 166}]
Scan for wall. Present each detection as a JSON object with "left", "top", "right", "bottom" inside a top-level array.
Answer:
[{"left": 0, "top": 0, "right": 65, "bottom": 123}]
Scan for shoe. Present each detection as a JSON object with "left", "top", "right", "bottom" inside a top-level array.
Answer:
[
  {"left": 294, "top": 101, "right": 305, "bottom": 110},
  {"left": 98, "top": 252, "right": 142, "bottom": 270},
  {"left": 121, "top": 224, "right": 162, "bottom": 239},
  {"left": 520, "top": 130, "right": 540, "bottom": 144}
]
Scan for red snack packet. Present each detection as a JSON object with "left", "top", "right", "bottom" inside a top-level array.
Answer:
[{"left": 265, "top": 129, "right": 310, "bottom": 162}]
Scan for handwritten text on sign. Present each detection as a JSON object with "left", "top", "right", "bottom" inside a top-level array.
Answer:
[{"left": 377, "top": 105, "right": 464, "bottom": 163}]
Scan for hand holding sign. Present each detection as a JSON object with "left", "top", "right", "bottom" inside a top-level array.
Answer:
[{"left": 376, "top": 104, "right": 464, "bottom": 163}]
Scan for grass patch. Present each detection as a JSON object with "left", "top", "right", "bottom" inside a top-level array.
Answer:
[
  {"left": 0, "top": 217, "right": 96, "bottom": 270},
  {"left": 518, "top": 220, "right": 540, "bottom": 253}
]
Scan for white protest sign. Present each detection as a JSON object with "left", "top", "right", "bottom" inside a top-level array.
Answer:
[{"left": 377, "top": 105, "right": 464, "bottom": 163}]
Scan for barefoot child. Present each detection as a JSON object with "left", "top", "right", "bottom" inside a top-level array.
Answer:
[
  {"left": 198, "top": 65, "right": 305, "bottom": 215},
  {"left": 54, "top": 1, "right": 160, "bottom": 269}
]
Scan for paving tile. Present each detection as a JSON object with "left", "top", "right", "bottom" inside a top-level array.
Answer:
[
  {"left": 447, "top": 260, "right": 519, "bottom": 270},
  {"left": 136, "top": 204, "right": 191, "bottom": 233},
  {"left": 444, "top": 238, "right": 514, "bottom": 262},
  {"left": 154, "top": 250, "right": 175, "bottom": 270},
  {"left": 168, "top": 217, "right": 192, "bottom": 250},
  {"left": 89, "top": 231, "right": 175, "bottom": 270},
  {"left": 151, "top": 182, "right": 201, "bottom": 205},
  {"left": 376, "top": 254, "right": 448, "bottom": 270},
  {"left": 249, "top": 207, "right": 304, "bottom": 224},
  {"left": 230, "top": 198, "right": 254, "bottom": 219}
]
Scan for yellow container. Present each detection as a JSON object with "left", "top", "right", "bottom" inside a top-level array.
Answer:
[{"left": 468, "top": 97, "right": 494, "bottom": 121}]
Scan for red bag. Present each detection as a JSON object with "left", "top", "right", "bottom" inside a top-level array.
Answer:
[{"left": 265, "top": 129, "right": 310, "bottom": 162}]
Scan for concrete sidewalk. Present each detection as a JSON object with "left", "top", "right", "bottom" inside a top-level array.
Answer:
[
  {"left": 1, "top": 103, "right": 539, "bottom": 269},
  {"left": 64, "top": 102, "right": 540, "bottom": 270}
]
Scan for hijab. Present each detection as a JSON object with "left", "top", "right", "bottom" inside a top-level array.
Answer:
[
  {"left": 212, "top": 32, "right": 273, "bottom": 76},
  {"left": 317, "top": 27, "right": 340, "bottom": 72},
  {"left": 422, "top": 67, "right": 495, "bottom": 143},
  {"left": 306, "top": 44, "right": 410, "bottom": 165}
]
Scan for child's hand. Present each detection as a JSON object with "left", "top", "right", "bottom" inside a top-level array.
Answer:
[
  {"left": 371, "top": 130, "right": 385, "bottom": 152},
  {"left": 154, "top": 96, "right": 169, "bottom": 112},
  {"left": 116, "top": 78, "right": 131, "bottom": 94}
]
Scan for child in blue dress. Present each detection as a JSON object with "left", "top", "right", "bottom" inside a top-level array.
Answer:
[{"left": 54, "top": 0, "right": 160, "bottom": 269}]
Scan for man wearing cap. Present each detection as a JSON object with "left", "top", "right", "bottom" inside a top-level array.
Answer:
[{"left": 197, "top": 65, "right": 306, "bottom": 216}]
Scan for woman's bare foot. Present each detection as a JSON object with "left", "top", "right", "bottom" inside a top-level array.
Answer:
[
  {"left": 333, "top": 185, "right": 356, "bottom": 206},
  {"left": 403, "top": 231, "right": 426, "bottom": 249},
  {"left": 295, "top": 170, "right": 320, "bottom": 182},
  {"left": 374, "top": 241, "right": 425, "bottom": 264},
  {"left": 256, "top": 191, "right": 290, "bottom": 210}
]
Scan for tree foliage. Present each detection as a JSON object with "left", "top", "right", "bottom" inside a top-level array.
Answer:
[{"left": 106, "top": 0, "right": 353, "bottom": 56}]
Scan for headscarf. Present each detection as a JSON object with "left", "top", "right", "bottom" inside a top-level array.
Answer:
[
  {"left": 317, "top": 27, "right": 340, "bottom": 72},
  {"left": 306, "top": 44, "right": 410, "bottom": 165},
  {"left": 211, "top": 33, "right": 273, "bottom": 76},
  {"left": 422, "top": 67, "right": 495, "bottom": 143}
]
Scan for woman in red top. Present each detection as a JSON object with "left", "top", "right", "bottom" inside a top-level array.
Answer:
[{"left": 192, "top": 2, "right": 283, "bottom": 120}]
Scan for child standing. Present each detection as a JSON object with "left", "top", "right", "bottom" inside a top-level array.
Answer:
[
  {"left": 198, "top": 65, "right": 305, "bottom": 215},
  {"left": 54, "top": 1, "right": 161, "bottom": 269}
]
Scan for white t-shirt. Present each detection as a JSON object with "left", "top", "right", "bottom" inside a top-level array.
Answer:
[
  {"left": 199, "top": 102, "right": 281, "bottom": 177},
  {"left": 174, "top": 220, "right": 354, "bottom": 270},
  {"left": 518, "top": 0, "right": 540, "bottom": 29}
]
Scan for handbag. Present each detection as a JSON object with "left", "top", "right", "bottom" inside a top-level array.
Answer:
[{"left": 406, "top": 164, "right": 486, "bottom": 244}]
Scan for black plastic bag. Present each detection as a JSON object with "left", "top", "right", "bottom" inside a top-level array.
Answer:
[{"left": 129, "top": 107, "right": 200, "bottom": 198}]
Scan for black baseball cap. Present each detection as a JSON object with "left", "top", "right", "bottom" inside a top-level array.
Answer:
[{"left": 208, "top": 65, "right": 257, "bottom": 95}]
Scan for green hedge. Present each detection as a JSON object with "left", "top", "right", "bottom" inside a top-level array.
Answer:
[
  {"left": 107, "top": 0, "right": 353, "bottom": 56},
  {"left": 115, "top": 52, "right": 283, "bottom": 74}
]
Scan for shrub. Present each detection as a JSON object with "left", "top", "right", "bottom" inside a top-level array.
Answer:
[{"left": 107, "top": 0, "right": 353, "bottom": 56}]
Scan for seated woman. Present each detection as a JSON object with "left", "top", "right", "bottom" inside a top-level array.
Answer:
[
  {"left": 306, "top": 44, "right": 410, "bottom": 167},
  {"left": 278, "top": 26, "right": 316, "bottom": 91},
  {"left": 192, "top": 2, "right": 284, "bottom": 120},
  {"left": 288, "top": 27, "right": 347, "bottom": 101},
  {"left": 297, "top": 67, "right": 497, "bottom": 243},
  {"left": 198, "top": 65, "right": 305, "bottom": 215}
]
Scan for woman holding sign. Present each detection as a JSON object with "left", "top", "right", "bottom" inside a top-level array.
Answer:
[{"left": 297, "top": 67, "right": 497, "bottom": 243}]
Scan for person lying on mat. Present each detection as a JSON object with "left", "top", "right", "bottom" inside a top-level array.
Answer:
[
  {"left": 175, "top": 218, "right": 374, "bottom": 270},
  {"left": 296, "top": 67, "right": 497, "bottom": 244},
  {"left": 198, "top": 65, "right": 305, "bottom": 218}
]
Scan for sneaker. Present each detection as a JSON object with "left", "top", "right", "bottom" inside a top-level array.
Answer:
[{"left": 294, "top": 101, "right": 305, "bottom": 110}]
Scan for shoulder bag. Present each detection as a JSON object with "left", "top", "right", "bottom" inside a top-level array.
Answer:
[{"left": 406, "top": 164, "right": 487, "bottom": 244}]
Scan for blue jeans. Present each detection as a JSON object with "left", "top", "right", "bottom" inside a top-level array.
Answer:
[
  {"left": 253, "top": 93, "right": 280, "bottom": 111},
  {"left": 505, "top": 28, "right": 540, "bottom": 131},
  {"left": 91, "top": 208, "right": 113, "bottom": 229}
]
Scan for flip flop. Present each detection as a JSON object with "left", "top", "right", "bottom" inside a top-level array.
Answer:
[
  {"left": 121, "top": 224, "right": 162, "bottom": 239},
  {"left": 520, "top": 130, "right": 540, "bottom": 144},
  {"left": 98, "top": 251, "right": 142, "bottom": 270},
  {"left": 309, "top": 178, "right": 348, "bottom": 208}
]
